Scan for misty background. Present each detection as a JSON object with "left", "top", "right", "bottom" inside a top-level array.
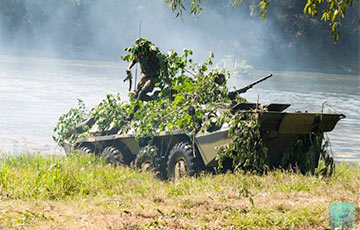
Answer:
[{"left": 0, "top": 0, "right": 359, "bottom": 74}]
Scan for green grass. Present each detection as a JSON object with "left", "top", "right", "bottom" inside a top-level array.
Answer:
[
  {"left": 0, "top": 153, "right": 161, "bottom": 200},
  {"left": 0, "top": 153, "right": 359, "bottom": 229}
]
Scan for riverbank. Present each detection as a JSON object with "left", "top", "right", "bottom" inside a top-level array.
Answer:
[{"left": 0, "top": 153, "right": 358, "bottom": 229}]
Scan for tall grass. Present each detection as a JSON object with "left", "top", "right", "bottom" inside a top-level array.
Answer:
[
  {"left": 0, "top": 153, "right": 359, "bottom": 201},
  {"left": 0, "top": 153, "right": 161, "bottom": 200},
  {"left": 0, "top": 153, "right": 358, "bottom": 229}
]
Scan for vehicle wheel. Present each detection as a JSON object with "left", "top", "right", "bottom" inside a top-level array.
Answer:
[
  {"left": 166, "top": 142, "right": 199, "bottom": 179},
  {"left": 101, "top": 146, "right": 124, "bottom": 167},
  {"left": 135, "top": 146, "right": 157, "bottom": 172},
  {"left": 78, "top": 146, "right": 94, "bottom": 155}
]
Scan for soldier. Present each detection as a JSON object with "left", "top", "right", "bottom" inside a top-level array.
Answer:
[{"left": 125, "top": 38, "right": 169, "bottom": 101}]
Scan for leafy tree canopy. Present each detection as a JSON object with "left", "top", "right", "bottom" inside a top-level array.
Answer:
[{"left": 166, "top": 0, "right": 360, "bottom": 42}]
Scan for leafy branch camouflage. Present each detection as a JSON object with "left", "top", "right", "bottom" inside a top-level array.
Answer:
[
  {"left": 52, "top": 99, "right": 89, "bottom": 146},
  {"left": 53, "top": 41, "right": 335, "bottom": 173},
  {"left": 216, "top": 112, "right": 269, "bottom": 173}
]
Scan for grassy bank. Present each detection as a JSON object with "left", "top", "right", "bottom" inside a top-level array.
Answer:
[{"left": 0, "top": 153, "right": 359, "bottom": 229}]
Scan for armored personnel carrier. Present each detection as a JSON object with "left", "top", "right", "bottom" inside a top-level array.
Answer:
[{"left": 62, "top": 74, "right": 345, "bottom": 179}]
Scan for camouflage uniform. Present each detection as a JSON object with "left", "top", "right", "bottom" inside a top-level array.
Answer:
[
  {"left": 133, "top": 50, "right": 161, "bottom": 101},
  {"left": 126, "top": 38, "right": 168, "bottom": 101}
]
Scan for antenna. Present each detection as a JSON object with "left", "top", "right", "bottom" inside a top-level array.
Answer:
[{"left": 134, "top": 20, "right": 142, "bottom": 91}]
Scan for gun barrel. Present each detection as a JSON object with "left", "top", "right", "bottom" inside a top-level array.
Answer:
[
  {"left": 229, "top": 74, "right": 273, "bottom": 99},
  {"left": 245, "top": 74, "right": 272, "bottom": 89}
]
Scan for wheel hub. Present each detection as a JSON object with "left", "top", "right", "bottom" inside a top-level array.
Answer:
[
  {"left": 141, "top": 161, "right": 153, "bottom": 171},
  {"left": 174, "top": 159, "right": 188, "bottom": 179}
]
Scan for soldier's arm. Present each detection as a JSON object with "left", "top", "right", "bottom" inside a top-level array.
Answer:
[{"left": 126, "top": 60, "right": 136, "bottom": 73}]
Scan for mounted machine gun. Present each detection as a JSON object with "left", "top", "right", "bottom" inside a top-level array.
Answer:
[{"left": 228, "top": 74, "right": 273, "bottom": 100}]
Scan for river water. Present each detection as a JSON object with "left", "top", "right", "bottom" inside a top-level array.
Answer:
[{"left": 0, "top": 55, "right": 359, "bottom": 162}]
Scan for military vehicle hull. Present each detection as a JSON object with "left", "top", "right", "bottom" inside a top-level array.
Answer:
[{"left": 64, "top": 107, "right": 344, "bottom": 179}]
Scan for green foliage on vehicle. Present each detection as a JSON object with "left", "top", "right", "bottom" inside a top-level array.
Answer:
[
  {"left": 53, "top": 43, "right": 270, "bottom": 171},
  {"left": 216, "top": 112, "right": 269, "bottom": 173},
  {"left": 52, "top": 99, "right": 89, "bottom": 147},
  {"left": 53, "top": 41, "right": 334, "bottom": 173}
]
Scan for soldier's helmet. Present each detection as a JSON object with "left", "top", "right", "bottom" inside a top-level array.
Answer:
[{"left": 134, "top": 38, "right": 153, "bottom": 54}]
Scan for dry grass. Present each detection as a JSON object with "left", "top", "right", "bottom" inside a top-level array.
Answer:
[{"left": 0, "top": 153, "right": 359, "bottom": 229}]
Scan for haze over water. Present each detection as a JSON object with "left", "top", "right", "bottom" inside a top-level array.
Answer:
[{"left": 0, "top": 55, "right": 358, "bottom": 162}]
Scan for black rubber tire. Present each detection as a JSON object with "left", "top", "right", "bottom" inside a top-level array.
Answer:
[
  {"left": 135, "top": 146, "right": 157, "bottom": 171},
  {"left": 166, "top": 142, "right": 198, "bottom": 179},
  {"left": 78, "top": 146, "right": 94, "bottom": 155},
  {"left": 101, "top": 146, "right": 124, "bottom": 167}
]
